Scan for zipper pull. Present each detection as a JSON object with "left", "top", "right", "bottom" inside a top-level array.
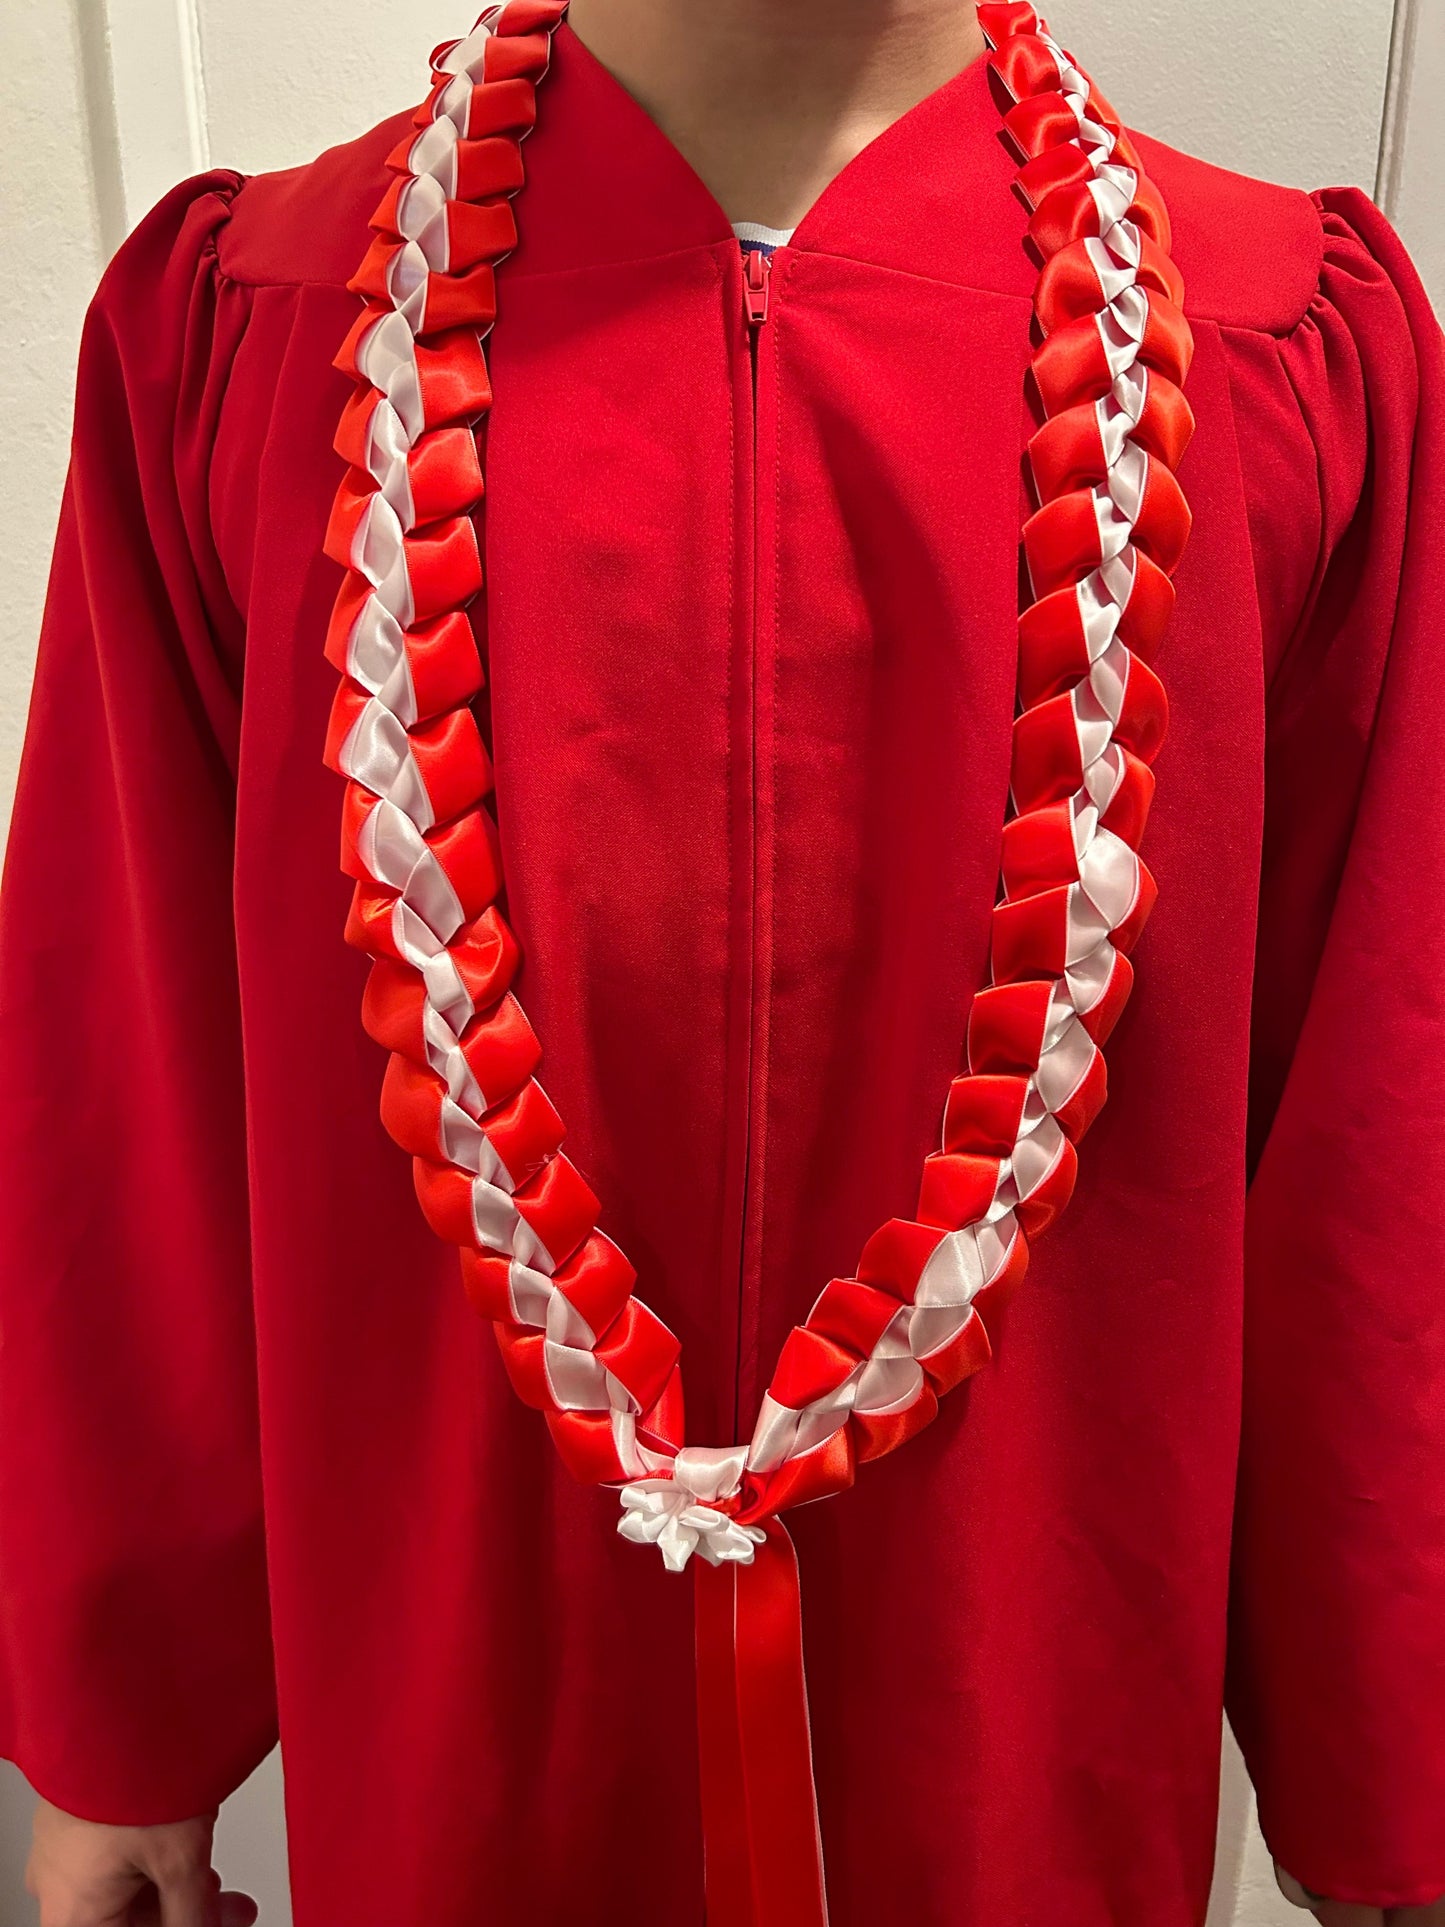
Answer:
[{"left": 743, "top": 248, "right": 772, "bottom": 328}]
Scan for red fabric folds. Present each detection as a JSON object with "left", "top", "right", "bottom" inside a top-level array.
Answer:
[
  {"left": 3, "top": 16, "right": 1445, "bottom": 1925},
  {"left": 1226, "top": 190, "right": 1445, "bottom": 1912},
  {"left": 0, "top": 175, "right": 276, "bottom": 1822}
]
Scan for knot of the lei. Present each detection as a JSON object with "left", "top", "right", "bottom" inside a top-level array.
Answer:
[{"left": 617, "top": 1444, "right": 767, "bottom": 1573}]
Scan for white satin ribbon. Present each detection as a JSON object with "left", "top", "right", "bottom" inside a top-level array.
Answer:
[{"left": 618, "top": 1446, "right": 767, "bottom": 1572}]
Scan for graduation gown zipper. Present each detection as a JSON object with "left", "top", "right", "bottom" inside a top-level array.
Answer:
[
  {"left": 722, "top": 240, "right": 777, "bottom": 1445},
  {"left": 692, "top": 241, "right": 833, "bottom": 1927}
]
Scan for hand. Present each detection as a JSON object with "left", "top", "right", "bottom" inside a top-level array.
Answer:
[
  {"left": 1277, "top": 1862, "right": 1445, "bottom": 1925},
  {"left": 25, "top": 1797, "right": 258, "bottom": 1927}
]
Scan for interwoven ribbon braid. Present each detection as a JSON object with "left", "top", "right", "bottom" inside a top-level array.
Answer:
[{"left": 324, "top": 0, "right": 1194, "bottom": 1553}]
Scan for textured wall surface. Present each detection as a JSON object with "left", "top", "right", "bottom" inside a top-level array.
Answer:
[
  {"left": 0, "top": 2, "right": 1438, "bottom": 1921},
  {"left": 198, "top": 0, "right": 1400, "bottom": 189},
  {"left": 0, "top": 7, "right": 104, "bottom": 826},
  {"left": 1385, "top": 0, "right": 1445, "bottom": 300},
  {"left": 1060, "top": 0, "right": 1397, "bottom": 191}
]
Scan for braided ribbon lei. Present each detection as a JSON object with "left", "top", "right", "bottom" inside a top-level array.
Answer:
[{"left": 323, "top": 4, "right": 1193, "bottom": 1917}]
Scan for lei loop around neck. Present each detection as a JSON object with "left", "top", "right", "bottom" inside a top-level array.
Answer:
[{"left": 323, "top": 0, "right": 1194, "bottom": 1565}]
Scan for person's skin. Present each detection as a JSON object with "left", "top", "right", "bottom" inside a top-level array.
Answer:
[
  {"left": 21, "top": 4, "right": 1445, "bottom": 1924},
  {"left": 1292, "top": 1899, "right": 1445, "bottom": 1927},
  {"left": 567, "top": 0, "right": 986, "bottom": 229},
  {"left": 26, "top": 1801, "right": 256, "bottom": 1927}
]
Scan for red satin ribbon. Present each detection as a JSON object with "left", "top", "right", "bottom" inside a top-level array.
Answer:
[{"left": 693, "top": 1520, "right": 829, "bottom": 1927}]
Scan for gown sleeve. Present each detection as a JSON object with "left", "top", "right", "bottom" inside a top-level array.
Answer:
[
  {"left": 1225, "top": 187, "right": 1445, "bottom": 1909},
  {"left": 0, "top": 174, "right": 278, "bottom": 1822}
]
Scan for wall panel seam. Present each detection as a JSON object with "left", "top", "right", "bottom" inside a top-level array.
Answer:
[
  {"left": 178, "top": 0, "right": 213, "bottom": 176},
  {"left": 70, "top": 0, "right": 128, "bottom": 260},
  {"left": 1375, "top": 0, "right": 1421, "bottom": 214}
]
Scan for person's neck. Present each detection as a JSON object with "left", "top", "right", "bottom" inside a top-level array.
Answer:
[{"left": 564, "top": 1, "right": 985, "bottom": 231}]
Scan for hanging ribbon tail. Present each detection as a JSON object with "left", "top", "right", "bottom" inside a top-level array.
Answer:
[{"left": 694, "top": 1517, "right": 829, "bottom": 1927}]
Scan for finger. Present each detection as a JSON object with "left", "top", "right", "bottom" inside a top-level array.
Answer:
[
  {"left": 37, "top": 1897, "right": 147, "bottom": 1927},
  {"left": 218, "top": 1895, "right": 259, "bottom": 1927},
  {"left": 1313, "top": 1904, "right": 1386, "bottom": 1926},
  {"left": 155, "top": 1866, "right": 221, "bottom": 1927},
  {"left": 1279, "top": 1866, "right": 1327, "bottom": 1910},
  {"left": 1387, "top": 1906, "right": 1445, "bottom": 1925},
  {"left": 33, "top": 1872, "right": 149, "bottom": 1927}
]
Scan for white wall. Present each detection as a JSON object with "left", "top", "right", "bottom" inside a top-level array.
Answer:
[
  {"left": 0, "top": 5, "right": 104, "bottom": 830},
  {"left": 1381, "top": 0, "right": 1445, "bottom": 301},
  {"left": 0, "top": 2, "right": 1439, "bottom": 1921}
]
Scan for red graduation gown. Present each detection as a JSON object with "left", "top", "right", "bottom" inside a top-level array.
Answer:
[{"left": 3, "top": 25, "right": 1444, "bottom": 1925}]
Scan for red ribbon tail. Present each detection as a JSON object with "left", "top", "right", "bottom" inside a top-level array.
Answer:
[{"left": 694, "top": 1518, "right": 829, "bottom": 1927}]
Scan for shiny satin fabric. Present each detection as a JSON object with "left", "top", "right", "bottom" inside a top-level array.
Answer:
[
  {"left": 325, "top": 0, "right": 1192, "bottom": 1547},
  {"left": 322, "top": 3, "right": 1194, "bottom": 1914}
]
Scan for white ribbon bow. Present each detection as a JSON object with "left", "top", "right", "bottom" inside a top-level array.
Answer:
[{"left": 617, "top": 1445, "right": 767, "bottom": 1572}]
